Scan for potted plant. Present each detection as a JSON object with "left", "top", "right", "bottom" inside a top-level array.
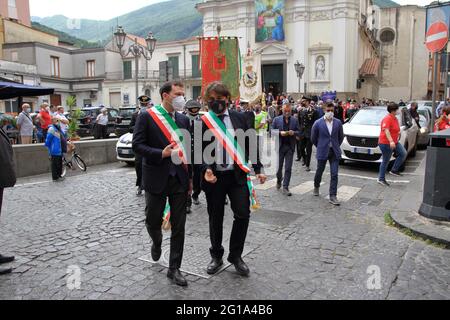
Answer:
[{"left": 68, "top": 108, "right": 82, "bottom": 141}]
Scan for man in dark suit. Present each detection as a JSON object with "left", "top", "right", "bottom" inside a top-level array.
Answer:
[
  {"left": 0, "top": 127, "right": 16, "bottom": 275},
  {"left": 311, "top": 101, "right": 344, "bottom": 206},
  {"left": 298, "top": 96, "right": 321, "bottom": 172},
  {"left": 130, "top": 95, "right": 151, "bottom": 196},
  {"left": 133, "top": 81, "right": 191, "bottom": 287},
  {"left": 272, "top": 103, "right": 300, "bottom": 196},
  {"left": 201, "top": 82, "right": 267, "bottom": 277}
]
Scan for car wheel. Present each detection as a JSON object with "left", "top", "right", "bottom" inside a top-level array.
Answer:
[
  {"left": 339, "top": 159, "right": 345, "bottom": 166},
  {"left": 126, "top": 162, "right": 135, "bottom": 167}
]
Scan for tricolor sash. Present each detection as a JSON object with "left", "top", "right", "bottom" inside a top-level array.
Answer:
[
  {"left": 148, "top": 105, "right": 189, "bottom": 230},
  {"left": 202, "top": 111, "right": 260, "bottom": 210}
]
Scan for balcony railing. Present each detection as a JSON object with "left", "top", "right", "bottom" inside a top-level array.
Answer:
[{"left": 105, "top": 69, "right": 202, "bottom": 81}]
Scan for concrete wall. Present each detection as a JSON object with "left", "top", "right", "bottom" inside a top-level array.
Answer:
[{"left": 12, "top": 139, "right": 119, "bottom": 178}]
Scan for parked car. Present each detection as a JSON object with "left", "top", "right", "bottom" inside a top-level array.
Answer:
[
  {"left": 341, "top": 106, "right": 419, "bottom": 165},
  {"left": 115, "top": 106, "right": 137, "bottom": 137},
  {"left": 116, "top": 132, "right": 135, "bottom": 165},
  {"left": 77, "top": 107, "right": 119, "bottom": 138}
]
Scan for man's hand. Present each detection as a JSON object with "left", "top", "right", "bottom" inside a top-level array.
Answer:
[
  {"left": 288, "top": 130, "right": 295, "bottom": 136},
  {"left": 256, "top": 174, "right": 267, "bottom": 184},
  {"left": 204, "top": 169, "right": 217, "bottom": 184},
  {"left": 162, "top": 142, "right": 176, "bottom": 159},
  {"left": 280, "top": 131, "right": 288, "bottom": 137},
  {"left": 389, "top": 141, "right": 396, "bottom": 150}
]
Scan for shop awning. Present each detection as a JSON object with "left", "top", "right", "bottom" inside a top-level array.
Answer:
[
  {"left": 360, "top": 58, "right": 380, "bottom": 77},
  {"left": 0, "top": 81, "right": 54, "bottom": 100}
]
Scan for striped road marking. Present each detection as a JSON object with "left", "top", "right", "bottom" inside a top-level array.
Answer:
[
  {"left": 336, "top": 186, "right": 361, "bottom": 202},
  {"left": 291, "top": 181, "right": 324, "bottom": 195},
  {"left": 254, "top": 179, "right": 278, "bottom": 190}
]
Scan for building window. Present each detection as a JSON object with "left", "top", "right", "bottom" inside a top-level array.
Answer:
[
  {"left": 51, "top": 56, "right": 60, "bottom": 77},
  {"left": 11, "top": 51, "right": 18, "bottom": 62},
  {"left": 379, "top": 28, "right": 396, "bottom": 44},
  {"left": 87, "top": 60, "right": 95, "bottom": 77},
  {"left": 8, "top": 0, "right": 18, "bottom": 20},
  {"left": 168, "top": 56, "right": 180, "bottom": 79},
  {"left": 192, "top": 54, "right": 201, "bottom": 78},
  {"left": 123, "top": 61, "right": 132, "bottom": 80}
]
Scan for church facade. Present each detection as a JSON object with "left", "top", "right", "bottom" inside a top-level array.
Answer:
[{"left": 196, "top": 0, "right": 380, "bottom": 100}]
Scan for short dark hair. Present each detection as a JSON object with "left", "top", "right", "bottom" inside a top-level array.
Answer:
[
  {"left": 387, "top": 102, "right": 399, "bottom": 113},
  {"left": 160, "top": 81, "right": 184, "bottom": 100},
  {"left": 204, "top": 81, "right": 231, "bottom": 101}
]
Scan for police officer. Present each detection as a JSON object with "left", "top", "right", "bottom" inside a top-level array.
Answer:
[
  {"left": 184, "top": 100, "right": 203, "bottom": 213},
  {"left": 130, "top": 95, "right": 152, "bottom": 196},
  {"left": 298, "top": 96, "right": 320, "bottom": 172}
]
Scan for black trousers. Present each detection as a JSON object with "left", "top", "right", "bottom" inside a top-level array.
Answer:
[
  {"left": 135, "top": 154, "right": 143, "bottom": 188},
  {"left": 300, "top": 137, "right": 313, "bottom": 167},
  {"left": 50, "top": 156, "right": 63, "bottom": 181},
  {"left": 205, "top": 171, "right": 250, "bottom": 262},
  {"left": 0, "top": 188, "right": 3, "bottom": 217},
  {"left": 296, "top": 139, "right": 302, "bottom": 161},
  {"left": 145, "top": 176, "right": 187, "bottom": 270},
  {"left": 192, "top": 165, "right": 202, "bottom": 200},
  {"left": 95, "top": 125, "right": 108, "bottom": 139}
]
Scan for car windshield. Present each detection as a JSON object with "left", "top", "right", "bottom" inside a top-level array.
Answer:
[
  {"left": 119, "top": 109, "right": 135, "bottom": 118},
  {"left": 349, "top": 108, "right": 400, "bottom": 126},
  {"left": 109, "top": 109, "right": 118, "bottom": 118}
]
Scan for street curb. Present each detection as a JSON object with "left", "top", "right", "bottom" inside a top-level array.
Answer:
[{"left": 390, "top": 210, "right": 450, "bottom": 248}]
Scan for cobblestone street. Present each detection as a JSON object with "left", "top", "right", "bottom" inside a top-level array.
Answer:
[{"left": 0, "top": 151, "right": 449, "bottom": 300}]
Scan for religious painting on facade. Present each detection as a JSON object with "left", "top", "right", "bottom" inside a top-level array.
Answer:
[{"left": 255, "top": 0, "right": 285, "bottom": 43}]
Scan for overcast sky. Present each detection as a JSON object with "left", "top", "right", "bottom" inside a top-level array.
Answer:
[{"left": 30, "top": 0, "right": 434, "bottom": 20}]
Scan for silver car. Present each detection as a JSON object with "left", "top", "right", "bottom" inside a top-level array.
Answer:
[{"left": 341, "top": 106, "right": 419, "bottom": 164}]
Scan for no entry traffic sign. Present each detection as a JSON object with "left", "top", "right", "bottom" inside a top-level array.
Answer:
[{"left": 426, "top": 21, "right": 449, "bottom": 53}]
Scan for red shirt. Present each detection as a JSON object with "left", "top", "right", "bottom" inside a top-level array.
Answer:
[
  {"left": 39, "top": 110, "right": 52, "bottom": 130},
  {"left": 379, "top": 113, "right": 400, "bottom": 144}
]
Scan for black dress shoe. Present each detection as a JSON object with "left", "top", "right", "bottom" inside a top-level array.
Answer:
[
  {"left": 0, "top": 267, "right": 12, "bottom": 275},
  {"left": 192, "top": 197, "right": 200, "bottom": 206},
  {"left": 151, "top": 244, "right": 162, "bottom": 262},
  {"left": 167, "top": 269, "right": 188, "bottom": 287},
  {"left": 136, "top": 187, "right": 143, "bottom": 196},
  {"left": 228, "top": 257, "right": 250, "bottom": 277},
  {"left": 206, "top": 258, "right": 224, "bottom": 275},
  {"left": 0, "top": 255, "right": 14, "bottom": 264}
]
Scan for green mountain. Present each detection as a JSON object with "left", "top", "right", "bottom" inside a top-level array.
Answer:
[
  {"left": 31, "top": 21, "right": 103, "bottom": 48},
  {"left": 31, "top": 0, "right": 203, "bottom": 43}
]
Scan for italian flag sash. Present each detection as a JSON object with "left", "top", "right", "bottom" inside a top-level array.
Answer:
[
  {"left": 148, "top": 105, "right": 188, "bottom": 230},
  {"left": 202, "top": 111, "right": 260, "bottom": 210}
]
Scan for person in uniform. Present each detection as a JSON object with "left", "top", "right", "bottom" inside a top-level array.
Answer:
[
  {"left": 184, "top": 100, "right": 203, "bottom": 213},
  {"left": 130, "top": 95, "right": 151, "bottom": 196},
  {"left": 132, "top": 81, "right": 192, "bottom": 287},
  {"left": 298, "top": 96, "right": 321, "bottom": 172},
  {"left": 200, "top": 82, "right": 267, "bottom": 277}
]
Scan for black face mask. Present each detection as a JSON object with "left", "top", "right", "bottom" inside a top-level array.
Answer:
[{"left": 208, "top": 99, "right": 228, "bottom": 114}]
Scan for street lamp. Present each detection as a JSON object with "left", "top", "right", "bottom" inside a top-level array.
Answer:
[
  {"left": 294, "top": 61, "right": 305, "bottom": 94},
  {"left": 114, "top": 26, "right": 157, "bottom": 106}
]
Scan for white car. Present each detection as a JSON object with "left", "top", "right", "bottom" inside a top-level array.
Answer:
[
  {"left": 116, "top": 133, "right": 135, "bottom": 164},
  {"left": 341, "top": 106, "right": 419, "bottom": 164}
]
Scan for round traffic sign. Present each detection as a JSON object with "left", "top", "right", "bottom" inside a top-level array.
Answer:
[{"left": 426, "top": 21, "right": 449, "bottom": 53}]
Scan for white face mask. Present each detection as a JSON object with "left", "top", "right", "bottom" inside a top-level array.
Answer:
[
  {"left": 171, "top": 96, "right": 186, "bottom": 111},
  {"left": 325, "top": 112, "right": 334, "bottom": 120}
]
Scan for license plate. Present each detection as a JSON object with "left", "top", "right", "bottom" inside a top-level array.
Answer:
[
  {"left": 120, "top": 149, "right": 132, "bottom": 155},
  {"left": 353, "top": 147, "right": 372, "bottom": 155},
  {"left": 122, "top": 120, "right": 131, "bottom": 125}
]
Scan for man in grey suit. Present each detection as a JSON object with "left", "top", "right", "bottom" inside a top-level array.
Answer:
[
  {"left": 272, "top": 104, "right": 301, "bottom": 196},
  {"left": 0, "top": 127, "right": 16, "bottom": 275}
]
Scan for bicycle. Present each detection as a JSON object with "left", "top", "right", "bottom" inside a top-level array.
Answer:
[{"left": 61, "top": 141, "right": 87, "bottom": 177}]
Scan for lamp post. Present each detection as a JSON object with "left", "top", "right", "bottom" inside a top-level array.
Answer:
[
  {"left": 294, "top": 60, "right": 305, "bottom": 95},
  {"left": 114, "top": 26, "right": 157, "bottom": 106}
]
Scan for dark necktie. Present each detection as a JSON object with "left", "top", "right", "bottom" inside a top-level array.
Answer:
[{"left": 218, "top": 114, "right": 228, "bottom": 168}]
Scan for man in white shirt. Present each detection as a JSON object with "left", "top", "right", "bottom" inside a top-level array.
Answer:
[{"left": 55, "top": 106, "right": 69, "bottom": 136}]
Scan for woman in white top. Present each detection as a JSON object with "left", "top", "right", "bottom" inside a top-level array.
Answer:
[{"left": 95, "top": 108, "right": 109, "bottom": 139}]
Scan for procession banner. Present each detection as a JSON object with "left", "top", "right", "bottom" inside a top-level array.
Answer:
[
  {"left": 200, "top": 37, "right": 240, "bottom": 99},
  {"left": 255, "top": 0, "right": 285, "bottom": 43},
  {"left": 240, "top": 51, "right": 262, "bottom": 103}
]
